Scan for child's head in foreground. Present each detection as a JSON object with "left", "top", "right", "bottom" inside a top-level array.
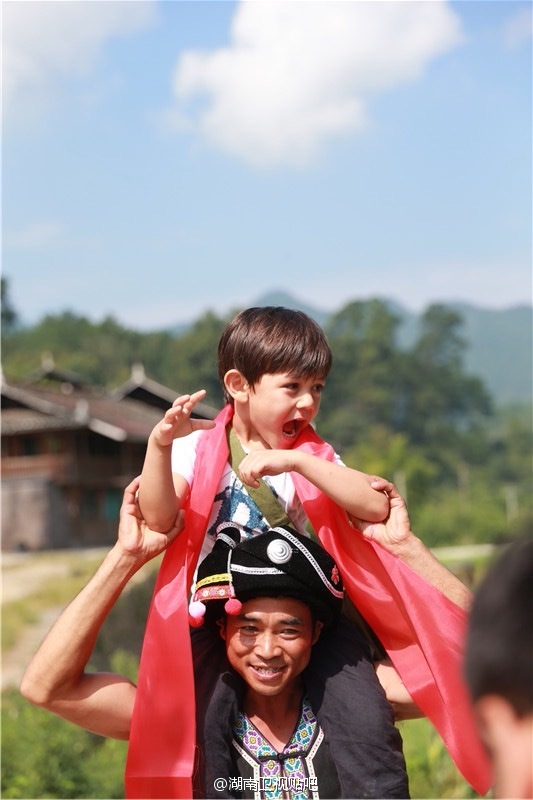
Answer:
[{"left": 218, "top": 306, "right": 332, "bottom": 405}]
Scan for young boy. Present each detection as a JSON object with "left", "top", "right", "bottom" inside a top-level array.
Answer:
[
  {"left": 137, "top": 307, "right": 409, "bottom": 797},
  {"left": 139, "top": 306, "right": 388, "bottom": 554}
]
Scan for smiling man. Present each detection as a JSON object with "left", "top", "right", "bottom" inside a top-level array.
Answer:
[{"left": 188, "top": 523, "right": 352, "bottom": 798}]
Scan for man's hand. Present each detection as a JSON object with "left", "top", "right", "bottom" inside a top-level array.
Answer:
[
  {"left": 118, "top": 477, "right": 184, "bottom": 563},
  {"left": 238, "top": 450, "right": 296, "bottom": 489},
  {"left": 149, "top": 390, "right": 216, "bottom": 448},
  {"left": 352, "top": 478, "right": 415, "bottom": 555}
]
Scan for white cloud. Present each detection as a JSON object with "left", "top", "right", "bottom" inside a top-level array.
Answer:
[
  {"left": 172, "top": 1, "right": 464, "bottom": 169},
  {"left": 4, "top": 220, "right": 66, "bottom": 250},
  {"left": 2, "top": 0, "right": 157, "bottom": 121},
  {"left": 503, "top": 5, "right": 533, "bottom": 49}
]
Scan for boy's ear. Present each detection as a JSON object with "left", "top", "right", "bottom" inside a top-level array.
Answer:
[{"left": 224, "top": 369, "right": 250, "bottom": 402}]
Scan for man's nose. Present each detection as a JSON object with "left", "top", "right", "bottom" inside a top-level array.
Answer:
[{"left": 255, "top": 632, "right": 282, "bottom": 658}]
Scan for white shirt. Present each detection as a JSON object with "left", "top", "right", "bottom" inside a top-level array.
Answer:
[{"left": 171, "top": 430, "right": 338, "bottom": 562}]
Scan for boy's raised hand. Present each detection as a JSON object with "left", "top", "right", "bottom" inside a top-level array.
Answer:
[{"left": 150, "top": 390, "right": 216, "bottom": 447}]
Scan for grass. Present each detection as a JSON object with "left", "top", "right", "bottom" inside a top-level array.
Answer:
[
  {"left": 400, "top": 718, "right": 481, "bottom": 799},
  {"left": 1, "top": 550, "right": 161, "bottom": 653},
  {"left": 2, "top": 553, "right": 105, "bottom": 651}
]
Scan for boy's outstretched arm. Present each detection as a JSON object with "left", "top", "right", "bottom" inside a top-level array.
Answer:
[
  {"left": 138, "top": 390, "right": 215, "bottom": 531},
  {"left": 238, "top": 449, "right": 389, "bottom": 522},
  {"left": 20, "top": 478, "right": 183, "bottom": 740}
]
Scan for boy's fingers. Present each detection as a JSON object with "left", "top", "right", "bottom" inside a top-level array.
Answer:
[
  {"left": 172, "top": 395, "right": 191, "bottom": 408},
  {"left": 191, "top": 420, "right": 216, "bottom": 431}
]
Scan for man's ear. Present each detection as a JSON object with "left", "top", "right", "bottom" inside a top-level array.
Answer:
[
  {"left": 217, "top": 617, "right": 227, "bottom": 641},
  {"left": 311, "top": 620, "right": 323, "bottom": 646},
  {"left": 224, "top": 369, "right": 250, "bottom": 403}
]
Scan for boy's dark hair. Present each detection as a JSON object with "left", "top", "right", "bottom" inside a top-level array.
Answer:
[
  {"left": 218, "top": 307, "right": 332, "bottom": 403},
  {"left": 464, "top": 537, "right": 533, "bottom": 717}
]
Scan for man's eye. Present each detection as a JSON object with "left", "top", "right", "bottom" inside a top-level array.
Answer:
[{"left": 313, "top": 384, "right": 324, "bottom": 393}]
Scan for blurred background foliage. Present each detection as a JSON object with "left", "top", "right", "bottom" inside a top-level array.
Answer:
[{"left": 3, "top": 278, "right": 531, "bottom": 548}]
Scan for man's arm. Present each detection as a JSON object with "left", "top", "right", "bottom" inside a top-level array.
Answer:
[
  {"left": 20, "top": 477, "right": 182, "bottom": 740},
  {"left": 375, "top": 659, "right": 424, "bottom": 721},
  {"left": 358, "top": 479, "right": 471, "bottom": 717},
  {"left": 354, "top": 478, "right": 472, "bottom": 610}
]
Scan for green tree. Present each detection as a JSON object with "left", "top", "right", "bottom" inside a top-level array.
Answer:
[
  {"left": 401, "top": 305, "right": 492, "bottom": 467},
  {"left": 342, "top": 428, "right": 438, "bottom": 508},
  {"left": 320, "top": 300, "right": 403, "bottom": 448},
  {"left": 168, "top": 310, "right": 229, "bottom": 407},
  {"left": 1, "top": 277, "right": 19, "bottom": 336}
]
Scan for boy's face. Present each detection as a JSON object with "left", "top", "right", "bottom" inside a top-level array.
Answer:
[{"left": 246, "top": 372, "right": 325, "bottom": 449}]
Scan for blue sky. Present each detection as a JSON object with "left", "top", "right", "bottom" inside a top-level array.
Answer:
[{"left": 3, "top": 0, "right": 532, "bottom": 331}]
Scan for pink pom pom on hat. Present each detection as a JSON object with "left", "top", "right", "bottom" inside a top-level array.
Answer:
[
  {"left": 224, "top": 597, "right": 242, "bottom": 615},
  {"left": 188, "top": 600, "right": 206, "bottom": 627}
]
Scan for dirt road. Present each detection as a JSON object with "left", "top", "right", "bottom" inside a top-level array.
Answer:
[{"left": 2, "top": 549, "right": 108, "bottom": 690}]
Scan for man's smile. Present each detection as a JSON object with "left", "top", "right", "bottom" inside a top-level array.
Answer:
[{"left": 250, "top": 664, "right": 286, "bottom": 679}]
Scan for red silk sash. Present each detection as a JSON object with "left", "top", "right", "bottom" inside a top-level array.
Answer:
[
  {"left": 292, "top": 429, "right": 491, "bottom": 794},
  {"left": 125, "top": 405, "right": 233, "bottom": 799},
  {"left": 125, "top": 405, "right": 491, "bottom": 797}
]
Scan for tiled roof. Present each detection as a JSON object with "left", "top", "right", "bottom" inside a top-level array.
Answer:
[
  {"left": 112, "top": 365, "right": 218, "bottom": 419},
  {"left": 1, "top": 381, "right": 164, "bottom": 441},
  {"left": 1, "top": 408, "right": 82, "bottom": 435}
]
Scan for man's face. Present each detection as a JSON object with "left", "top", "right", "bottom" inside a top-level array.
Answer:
[{"left": 220, "top": 596, "right": 323, "bottom": 699}]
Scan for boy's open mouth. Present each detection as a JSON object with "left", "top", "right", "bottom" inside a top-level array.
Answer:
[{"left": 282, "top": 419, "right": 304, "bottom": 439}]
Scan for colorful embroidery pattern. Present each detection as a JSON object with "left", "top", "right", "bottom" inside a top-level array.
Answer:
[{"left": 232, "top": 697, "right": 321, "bottom": 799}]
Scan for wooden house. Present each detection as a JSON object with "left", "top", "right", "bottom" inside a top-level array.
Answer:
[{"left": 1, "top": 364, "right": 218, "bottom": 550}]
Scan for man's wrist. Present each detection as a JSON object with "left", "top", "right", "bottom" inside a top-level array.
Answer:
[
  {"left": 386, "top": 532, "right": 422, "bottom": 562},
  {"left": 107, "top": 542, "right": 148, "bottom": 579}
]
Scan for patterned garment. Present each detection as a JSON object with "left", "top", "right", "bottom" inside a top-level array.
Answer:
[{"left": 231, "top": 697, "right": 333, "bottom": 800}]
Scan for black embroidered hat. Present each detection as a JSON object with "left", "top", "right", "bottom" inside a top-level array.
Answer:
[{"left": 189, "top": 524, "right": 344, "bottom": 629}]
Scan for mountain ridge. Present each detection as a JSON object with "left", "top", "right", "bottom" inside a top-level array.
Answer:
[{"left": 248, "top": 290, "right": 533, "bottom": 406}]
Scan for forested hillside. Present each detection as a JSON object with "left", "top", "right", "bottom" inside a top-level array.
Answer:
[
  {"left": 2, "top": 280, "right": 531, "bottom": 548},
  {"left": 249, "top": 290, "right": 533, "bottom": 405}
]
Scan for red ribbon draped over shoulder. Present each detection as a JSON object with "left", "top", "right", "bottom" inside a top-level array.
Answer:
[
  {"left": 125, "top": 405, "right": 491, "bottom": 798},
  {"left": 125, "top": 405, "right": 233, "bottom": 799},
  {"left": 292, "top": 426, "right": 491, "bottom": 795}
]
